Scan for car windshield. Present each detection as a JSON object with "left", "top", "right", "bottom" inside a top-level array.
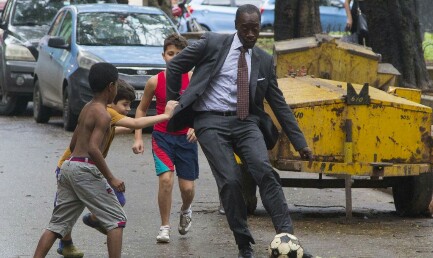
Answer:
[
  {"left": 12, "top": 0, "right": 67, "bottom": 26},
  {"left": 77, "top": 12, "right": 176, "bottom": 46}
]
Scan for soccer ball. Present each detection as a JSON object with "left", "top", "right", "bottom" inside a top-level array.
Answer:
[{"left": 268, "top": 233, "right": 304, "bottom": 258}]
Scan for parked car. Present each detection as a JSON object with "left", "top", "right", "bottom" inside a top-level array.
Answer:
[
  {"left": 0, "top": 0, "right": 115, "bottom": 116},
  {"left": 33, "top": 4, "right": 177, "bottom": 131},
  {"left": 261, "top": 0, "right": 347, "bottom": 33},
  {"left": 185, "top": 0, "right": 262, "bottom": 32}
]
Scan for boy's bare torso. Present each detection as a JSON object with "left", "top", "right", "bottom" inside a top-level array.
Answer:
[{"left": 70, "top": 101, "right": 111, "bottom": 158}]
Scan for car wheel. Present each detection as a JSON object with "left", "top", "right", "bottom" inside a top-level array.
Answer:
[
  {"left": 0, "top": 88, "right": 29, "bottom": 116},
  {"left": 33, "top": 80, "right": 51, "bottom": 123},
  {"left": 63, "top": 88, "right": 78, "bottom": 131},
  {"left": 200, "top": 24, "right": 210, "bottom": 31},
  {"left": 392, "top": 172, "right": 433, "bottom": 217}
]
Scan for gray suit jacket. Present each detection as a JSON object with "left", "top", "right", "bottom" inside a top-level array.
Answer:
[{"left": 166, "top": 32, "right": 308, "bottom": 151}]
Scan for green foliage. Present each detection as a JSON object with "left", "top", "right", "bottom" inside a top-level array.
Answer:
[
  {"left": 424, "top": 33, "right": 433, "bottom": 61},
  {"left": 256, "top": 37, "right": 274, "bottom": 55}
]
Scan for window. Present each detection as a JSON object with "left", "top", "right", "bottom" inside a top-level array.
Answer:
[
  {"left": 58, "top": 12, "right": 72, "bottom": 44},
  {"left": 203, "top": 0, "right": 231, "bottom": 7},
  {"left": 1, "top": 0, "right": 13, "bottom": 23},
  {"left": 12, "top": 0, "right": 67, "bottom": 26},
  {"left": 77, "top": 12, "right": 176, "bottom": 46},
  {"left": 235, "top": 0, "right": 261, "bottom": 7},
  {"left": 48, "top": 11, "right": 64, "bottom": 36},
  {"left": 320, "top": 0, "right": 344, "bottom": 7}
]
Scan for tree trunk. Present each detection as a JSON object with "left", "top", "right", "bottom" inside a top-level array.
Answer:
[
  {"left": 417, "top": 0, "right": 433, "bottom": 35},
  {"left": 366, "top": 0, "right": 431, "bottom": 90},
  {"left": 274, "top": 0, "right": 321, "bottom": 41},
  {"left": 148, "top": 0, "right": 173, "bottom": 20}
]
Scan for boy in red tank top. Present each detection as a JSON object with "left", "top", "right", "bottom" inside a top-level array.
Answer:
[{"left": 132, "top": 34, "right": 198, "bottom": 243}]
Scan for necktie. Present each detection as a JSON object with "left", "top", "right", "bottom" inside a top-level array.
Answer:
[{"left": 237, "top": 46, "right": 249, "bottom": 120}]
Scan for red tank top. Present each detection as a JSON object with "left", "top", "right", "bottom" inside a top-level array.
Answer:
[{"left": 153, "top": 71, "right": 189, "bottom": 134}]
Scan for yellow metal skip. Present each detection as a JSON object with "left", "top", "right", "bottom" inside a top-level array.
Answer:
[
  {"left": 266, "top": 77, "right": 432, "bottom": 177},
  {"left": 273, "top": 35, "right": 401, "bottom": 89},
  {"left": 263, "top": 35, "right": 433, "bottom": 217},
  {"left": 388, "top": 86, "right": 422, "bottom": 103},
  {"left": 272, "top": 160, "right": 431, "bottom": 177}
]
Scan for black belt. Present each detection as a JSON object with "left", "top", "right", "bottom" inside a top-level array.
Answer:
[{"left": 197, "top": 111, "right": 237, "bottom": 116}]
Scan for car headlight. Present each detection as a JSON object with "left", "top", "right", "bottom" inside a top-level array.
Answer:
[
  {"left": 5, "top": 43, "right": 36, "bottom": 61},
  {"left": 77, "top": 51, "right": 104, "bottom": 70}
]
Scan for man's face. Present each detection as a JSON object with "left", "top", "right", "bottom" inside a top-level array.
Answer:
[{"left": 235, "top": 12, "right": 260, "bottom": 49}]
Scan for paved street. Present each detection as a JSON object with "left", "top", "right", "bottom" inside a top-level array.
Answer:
[{"left": 1, "top": 111, "right": 433, "bottom": 257}]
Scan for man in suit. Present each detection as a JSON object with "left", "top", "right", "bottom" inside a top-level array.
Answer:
[{"left": 166, "top": 4, "right": 313, "bottom": 258}]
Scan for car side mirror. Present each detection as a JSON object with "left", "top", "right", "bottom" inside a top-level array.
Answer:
[{"left": 48, "top": 37, "right": 69, "bottom": 49}]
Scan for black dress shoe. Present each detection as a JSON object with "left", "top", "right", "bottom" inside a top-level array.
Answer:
[{"left": 238, "top": 245, "right": 254, "bottom": 258}]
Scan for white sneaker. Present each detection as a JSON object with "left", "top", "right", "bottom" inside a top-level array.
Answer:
[
  {"left": 156, "top": 226, "right": 170, "bottom": 243},
  {"left": 178, "top": 209, "right": 192, "bottom": 235}
]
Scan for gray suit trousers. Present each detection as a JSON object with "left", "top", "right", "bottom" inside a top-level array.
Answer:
[{"left": 194, "top": 112, "right": 294, "bottom": 246}]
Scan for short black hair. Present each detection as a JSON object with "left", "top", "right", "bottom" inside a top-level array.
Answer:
[
  {"left": 88, "top": 62, "right": 118, "bottom": 93},
  {"left": 114, "top": 79, "right": 135, "bottom": 103},
  {"left": 163, "top": 33, "right": 188, "bottom": 52},
  {"left": 235, "top": 4, "right": 261, "bottom": 23}
]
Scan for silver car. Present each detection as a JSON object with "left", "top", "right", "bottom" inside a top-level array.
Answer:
[
  {"left": 0, "top": 0, "right": 115, "bottom": 116},
  {"left": 33, "top": 4, "right": 177, "bottom": 131}
]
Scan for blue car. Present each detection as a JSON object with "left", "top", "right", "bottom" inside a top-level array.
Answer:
[
  {"left": 33, "top": 4, "right": 178, "bottom": 130},
  {"left": 186, "top": 0, "right": 262, "bottom": 32},
  {"left": 261, "top": 0, "right": 347, "bottom": 33},
  {"left": 185, "top": 0, "right": 346, "bottom": 33}
]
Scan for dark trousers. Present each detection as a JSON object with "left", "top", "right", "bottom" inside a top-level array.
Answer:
[
  {"left": 194, "top": 112, "right": 293, "bottom": 246},
  {"left": 351, "top": 1, "right": 369, "bottom": 46}
]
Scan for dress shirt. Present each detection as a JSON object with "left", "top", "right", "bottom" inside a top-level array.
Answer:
[{"left": 193, "top": 33, "right": 252, "bottom": 112}]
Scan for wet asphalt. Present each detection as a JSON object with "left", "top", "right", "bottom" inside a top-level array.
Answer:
[{"left": 1, "top": 108, "right": 433, "bottom": 258}]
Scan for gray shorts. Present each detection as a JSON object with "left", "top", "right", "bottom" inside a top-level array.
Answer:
[{"left": 47, "top": 160, "right": 127, "bottom": 238}]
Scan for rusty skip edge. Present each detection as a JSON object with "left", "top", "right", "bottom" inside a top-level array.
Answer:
[{"left": 272, "top": 160, "right": 431, "bottom": 177}]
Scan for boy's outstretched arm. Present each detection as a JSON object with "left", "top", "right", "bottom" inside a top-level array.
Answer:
[
  {"left": 132, "top": 76, "right": 156, "bottom": 154},
  {"left": 114, "top": 126, "right": 133, "bottom": 134},
  {"left": 116, "top": 100, "right": 177, "bottom": 130}
]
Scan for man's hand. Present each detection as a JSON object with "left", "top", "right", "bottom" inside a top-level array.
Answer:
[
  {"left": 345, "top": 17, "right": 353, "bottom": 31},
  {"left": 164, "top": 100, "right": 179, "bottom": 118},
  {"left": 132, "top": 140, "right": 144, "bottom": 154},
  {"left": 108, "top": 177, "right": 125, "bottom": 193},
  {"left": 299, "top": 147, "right": 314, "bottom": 161},
  {"left": 186, "top": 128, "right": 197, "bottom": 143}
]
